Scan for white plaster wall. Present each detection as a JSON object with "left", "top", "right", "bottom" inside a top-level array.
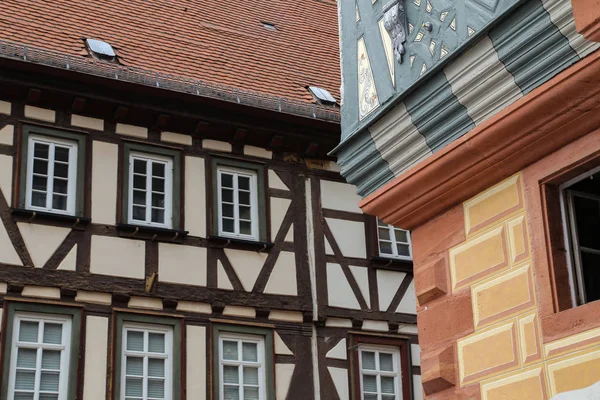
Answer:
[
  {"left": 0, "top": 100, "right": 11, "bottom": 115},
  {"left": 268, "top": 170, "right": 289, "bottom": 190},
  {"left": 224, "top": 249, "right": 267, "bottom": 292},
  {"left": 326, "top": 218, "right": 367, "bottom": 259},
  {"left": 326, "top": 339, "right": 347, "bottom": 360},
  {"left": 349, "top": 265, "right": 370, "bottom": 308},
  {"left": 91, "top": 141, "right": 118, "bottom": 224},
  {"left": 264, "top": 251, "right": 297, "bottom": 296},
  {"left": 217, "top": 260, "right": 234, "bottom": 290},
  {"left": 0, "top": 124, "right": 14, "bottom": 146},
  {"left": 185, "top": 156, "right": 206, "bottom": 237},
  {"left": 0, "top": 154, "right": 13, "bottom": 206},
  {"left": 24, "top": 106, "right": 55, "bottom": 122},
  {"left": 270, "top": 197, "right": 293, "bottom": 242},
  {"left": 377, "top": 270, "right": 407, "bottom": 312},
  {"left": 187, "top": 325, "right": 207, "bottom": 400},
  {"left": 0, "top": 219, "right": 21, "bottom": 266},
  {"left": 275, "top": 364, "right": 295, "bottom": 400},
  {"left": 71, "top": 115, "right": 104, "bottom": 131},
  {"left": 161, "top": 131, "right": 192, "bottom": 146},
  {"left": 203, "top": 139, "right": 231, "bottom": 152},
  {"left": 57, "top": 245, "right": 77, "bottom": 271},
  {"left": 244, "top": 145, "right": 272, "bottom": 159},
  {"left": 411, "top": 344, "right": 421, "bottom": 366},
  {"left": 326, "top": 263, "right": 361, "bottom": 310},
  {"left": 116, "top": 123, "right": 147, "bottom": 138},
  {"left": 274, "top": 332, "right": 293, "bottom": 355},
  {"left": 413, "top": 375, "right": 424, "bottom": 400},
  {"left": 22, "top": 286, "right": 61, "bottom": 299},
  {"left": 17, "top": 223, "right": 69, "bottom": 268},
  {"left": 158, "top": 243, "right": 207, "bottom": 286},
  {"left": 396, "top": 280, "right": 417, "bottom": 315},
  {"left": 328, "top": 367, "right": 350, "bottom": 400},
  {"left": 320, "top": 180, "right": 362, "bottom": 213},
  {"left": 90, "top": 236, "right": 145, "bottom": 279},
  {"left": 83, "top": 316, "right": 109, "bottom": 400}
]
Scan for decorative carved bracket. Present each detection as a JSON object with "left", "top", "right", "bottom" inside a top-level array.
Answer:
[{"left": 383, "top": 0, "right": 408, "bottom": 63}]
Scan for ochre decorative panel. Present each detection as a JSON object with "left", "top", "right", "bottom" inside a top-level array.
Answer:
[
  {"left": 544, "top": 326, "right": 600, "bottom": 359},
  {"left": 471, "top": 263, "right": 536, "bottom": 328},
  {"left": 450, "top": 225, "right": 508, "bottom": 291},
  {"left": 481, "top": 365, "right": 547, "bottom": 400},
  {"left": 507, "top": 214, "right": 530, "bottom": 265},
  {"left": 458, "top": 320, "right": 519, "bottom": 384},
  {"left": 546, "top": 346, "right": 600, "bottom": 396},
  {"left": 463, "top": 174, "right": 524, "bottom": 235},
  {"left": 518, "top": 312, "right": 542, "bottom": 366}
]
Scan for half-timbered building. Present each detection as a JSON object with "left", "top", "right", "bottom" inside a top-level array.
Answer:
[{"left": 0, "top": 1, "right": 421, "bottom": 399}]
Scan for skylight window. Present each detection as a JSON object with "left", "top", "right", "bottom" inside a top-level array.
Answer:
[
  {"left": 308, "top": 86, "right": 337, "bottom": 105},
  {"left": 261, "top": 21, "right": 278, "bottom": 31},
  {"left": 85, "top": 38, "right": 117, "bottom": 61}
]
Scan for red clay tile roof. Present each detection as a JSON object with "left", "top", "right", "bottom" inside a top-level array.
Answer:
[{"left": 0, "top": 0, "right": 341, "bottom": 106}]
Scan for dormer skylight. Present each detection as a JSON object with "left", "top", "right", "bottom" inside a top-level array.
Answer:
[
  {"left": 261, "top": 21, "right": 278, "bottom": 31},
  {"left": 308, "top": 86, "right": 337, "bottom": 105},
  {"left": 85, "top": 38, "right": 117, "bottom": 61}
]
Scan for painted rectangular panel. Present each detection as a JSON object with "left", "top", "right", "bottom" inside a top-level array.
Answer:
[
  {"left": 83, "top": 316, "right": 109, "bottom": 400},
  {"left": 158, "top": 243, "right": 207, "bottom": 286},
  {"left": 185, "top": 156, "right": 206, "bottom": 237},
  {"left": 90, "top": 236, "right": 145, "bottom": 279},
  {"left": 320, "top": 180, "right": 362, "bottom": 213},
  {"left": 481, "top": 366, "right": 547, "bottom": 400},
  {"left": 91, "top": 141, "right": 118, "bottom": 224},
  {"left": 547, "top": 347, "right": 600, "bottom": 396},
  {"left": 326, "top": 218, "right": 367, "bottom": 259},
  {"left": 186, "top": 325, "right": 207, "bottom": 400}
]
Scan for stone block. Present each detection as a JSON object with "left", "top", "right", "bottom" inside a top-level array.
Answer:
[
  {"left": 507, "top": 214, "right": 530, "bottom": 265},
  {"left": 481, "top": 365, "right": 547, "bottom": 400},
  {"left": 518, "top": 312, "right": 542, "bottom": 365},
  {"left": 450, "top": 226, "right": 509, "bottom": 291},
  {"left": 418, "top": 291, "right": 474, "bottom": 349},
  {"left": 416, "top": 256, "right": 448, "bottom": 306},
  {"left": 471, "top": 263, "right": 536, "bottom": 328},
  {"left": 458, "top": 321, "right": 519, "bottom": 384},
  {"left": 464, "top": 174, "right": 524, "bottom": 235},
  {"left": 422, "top": 345, "right": 456, "bottom": 395}
]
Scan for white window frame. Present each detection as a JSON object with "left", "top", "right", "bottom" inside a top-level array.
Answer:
[
  {"left": 7, "top": 312, "right": 72, "bottom": 400},
  {"left": 120, "top": 322, "right": 173, "bottom": 400},
  {"left": 128, "top": 152, "right": 174, "bottom": 229},
  {"left": 25, "top": 135, "right": 78, "bottom": 215},
  {"left": 358, "top": 345, "right": 402, "bottom": 400},
  {"left": 217, "top": 166, "right": 259, "bottom": 240},
  {"left": 376, "top": 219, "right": 412, "bottom": 260},
  {"left": 218, "top": 333, "right": 266, "bottom": 400}
]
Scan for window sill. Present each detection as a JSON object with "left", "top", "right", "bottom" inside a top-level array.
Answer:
[
  {"left": 11, "top": 208, "right": 91, "bottom": 230},
  {"left": 370, "top": 256, "right": 413, "bottom": 272},
  {"left": 116, "top": 224, "right": 189, "bottom": 243},
  {"left": 207, "top": 235, "right": 274, "bottom": 252}
]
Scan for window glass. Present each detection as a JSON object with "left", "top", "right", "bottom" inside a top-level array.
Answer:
[
  {"left": 8, "top": 313, "right": 72, "bottom": 400},
  {"left": 122, "top": 324, "right": 172, "bottom": 400},
  {"left": 26, "top": 136, "right": 77, "bottom": 215},
  {"left": 219, "top": 335, "right": 265, "bottom": 400},
  {"left": 359, "top": 346, "right": 401, "bottom": 400},
  {"left": 377, "top": 219, "right": 412, "bottom": 260},
  {"left": 218, "top": 167, "right": 258, "bottom": 240},
  {"left": 128, "top": 153, "right": 173, "bottom": 228}
]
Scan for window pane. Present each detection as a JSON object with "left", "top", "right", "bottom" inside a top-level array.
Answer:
[
  {"left": 238, "top": 176, "right": 250, "bottom": 191},
  {"left": 125, "top": 377, "right": 143, "bottom": 397},
  {"left": 39, "top": 395, "right": 58, "bottom": 400},
  {"left": 397, "top": 244, "right": 411, "bottom": 257},
  {"left": 133, "top": 175, "right": 146, "bottom": 190},
  {"left": 15, "top": 371, "right": 35, "bottom": 390},
  {"left": 133, "top": 190, "right": 146, "bottom": 206},
  {"left": 364, "top": 395, "right": 377, "bottom": 400},
  {"left": 378, "top": 227, "right": 391, "bottom": 241},
  {"left": 133, "top": 159, "right": 146, "bottom": 174},
  {"left": 152, "top": 163, "right": 165, "bottom": 178},
  {"left": 382, "top": 396, "right": 396, "bottom": 400},
  {"left": 41, "top": 350, "right": 61, "bottom": 370},
  {"left": 381, "top": 376, "right": 395, "bottom": 394},
  {"left": 148, "top": 379, "right": 165, "bottom": 399},
  {"left": 54, "top": 162, "right": 69, "bottom": 179},
  {"left": 362, "top": 374, "right": 377, "bottom": 392},
  {"left": 222, "top": 204, "right": 234, "bottom": 218},
  {"left": 244, "top": 386, "right": 259, "bottom": 400},
  {"left": 126, "top": 331, "right": 144, "bottom": 352},
  {"left": 361, "top": 351, "right": 376, "bottom": 370},
  {"left": 223, "top": 386, "right": 240, "bottom": 400},
  {"left": 132, "top": 206, "right": 146, "bottom": 221},
  {"left": 222, "top": 341, "right": 238, "bottom": 360},
  {"left": 14, "top": 394, "right": 35, "bottom": 400},
  {"left": 53, "top": 178, "right": 68, "bottom": 195},
  {"left": 54, "top": 147, "right": 69, "bottom": 163},
  {"left": 221, "top": 173, "right": 233, "bottom": 188},
  {"left": 148, "top": 333, "right": 165, "bottom": 353},
  {"left": 126, "top": 357, "right": 143, "bottom": 376},
  {"left": 32, "top": 191, "right": 46, "bottom": 207},
  {"left": 39, "top": 371, "right": 59, "bottom": 391},
  {"left": 152, "top": 193, "right": 165, "bottom": 207},
  {"left": 152, "top": 177, "right": 165, "bottom": 193},
  {"left": 395, "top": 229, "right": 409, "bottom": 243},
  {"left": 34, "top": 143, "right": 49, "bottom": 159},
  {"left": 379, "top": 242, "right": 393, "bottom": 255},
  {"left": 239, "top": 206, "right": 251, "bottom": 220},
  {"left": 239, "top": 191, "right": 250, "bottom": 205},
  {"left": 19, "top": 321, "right": 39, "bottom": 343},
  {"left": 222, "top": 188, "right": 233, "bottom": 203},
  {"left": 242, "top": 342, "right": 258, "bottom": 362},
  {"left": 240, "top": 221, "right": 252, "bottom": 235},
  {"left": 379, "top": 353, "right": 394, "bottom": 372},
  {"left": 52, "top": 194, "right": 67, "bottom": 211},
  {"left": 33, "top": 159, "right": 48, "bottom": 175},
  {"left": 148, "top": 358, "right": 165, "bottom": 378},
  {"left": 223, "top": 366, "right": 239, "bottom": 384},
  {"left": 243, "top": 367, "right": 259, "bottom": 385},
  {"left": 151, "top": 209, "right": 165, "bottom": 224},
  {"left": 17, "top": 348, "right": 37, "bottom": 368},
  {"left": 222, "top": 218, "right": 235, "bottom": 233},
  {"left": 33, "top": 175, "right": 48, "bottom": 191},
  {"left": 574, "top": 196, "right": 600, "bottom": 249},
  {"left": 581, "top": 251, "right": 600, "bottom": 303}
]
